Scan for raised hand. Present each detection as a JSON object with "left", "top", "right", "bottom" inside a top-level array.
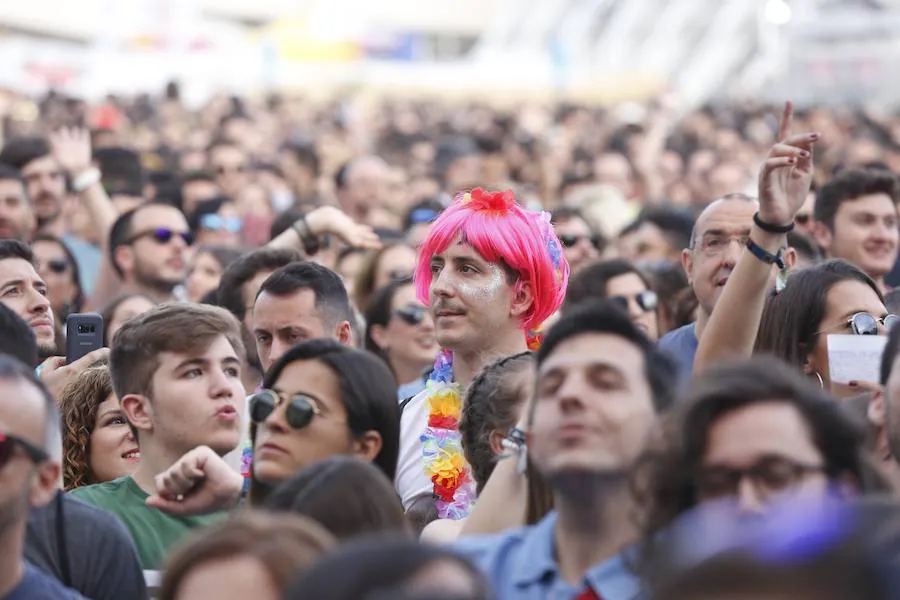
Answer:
[
  {"left": 40, "top": 347, "right": 109, "bottom": 400},
  {"left": 757, "top": 101, "right": 820, "bottom": 227},
  {"left": 305, "top": 206, "right": 382, "bottom": 250},
  {"left": 48, "top": 127, "right": 93, "bottom": 176}
]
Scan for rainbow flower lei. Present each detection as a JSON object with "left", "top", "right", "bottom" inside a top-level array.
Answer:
[{"left": 420, "top": 349, "right": 476, "bottom": 520}]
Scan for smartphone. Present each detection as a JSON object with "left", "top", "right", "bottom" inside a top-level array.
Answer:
[{"left": 66, "top": 313, "right": 104, "bottom": 364}]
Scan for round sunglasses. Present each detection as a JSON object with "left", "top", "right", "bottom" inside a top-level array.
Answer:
[
  {"left": 819, "top": 312, "right": 899, "bottom": 336},
  {"left": 609, "top": 290, "right": 658, "bottom": 314},
  {"left": 39, "top": 259, "right": 69, "bottom": 274},
  {"left": 558, "top": 233, "right": 603, "bottom": 250},
  {"left": 249, "top": 389, "right": 322, "bottom": 430}
]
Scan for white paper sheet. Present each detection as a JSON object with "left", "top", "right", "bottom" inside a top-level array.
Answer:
[{"left": 826, "top": 334, "right": 887, "bottom": 385}]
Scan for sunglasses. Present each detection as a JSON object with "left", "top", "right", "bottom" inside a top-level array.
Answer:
[
  {"left": 200, "top": 214, "right": 242, "bottom": 234},
  {"left": 249, "top": 389, "right": 321, "bottom": 430},
  {"left": 41, "top": 259, "right": 69, "bottom": 274},
  {"left": 387, "top": 270, "right": 412, "bottom": 283},
  {"left": 795, "top": 214, "right": 811, "bottom": 225},
  {"left": 127, "top": 228, "right": 194, "bottom": 246},
  {"left": 394, "top": 304, "right": 427, "bottom": 326},
  {"left": 558, "top": 233, "right": 602, "bottom": 250},
  {"left": 846, "top": 312, "right": 899, "bottom": 336},
  {"left": 609, "top": 290, "right": 658, "bottom": 313},
  {"left": 0, "top": 431, "right": 48, "bottom": 469}
]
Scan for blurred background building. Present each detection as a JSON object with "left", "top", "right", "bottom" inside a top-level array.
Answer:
[{"left": 1, "top": 0, "right": 899, "bottom": 108}]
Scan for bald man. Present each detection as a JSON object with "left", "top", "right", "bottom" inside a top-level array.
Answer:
[
  {"left": 335, "top": 156, "right": 391, "bottom": 224},
  {"left": 658, "top": 194, "right": 795, "bottom": 381}
]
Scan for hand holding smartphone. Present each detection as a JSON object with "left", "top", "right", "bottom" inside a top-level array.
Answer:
[{"left": 66, "top": 313, "right": 105, "bottom": 364}]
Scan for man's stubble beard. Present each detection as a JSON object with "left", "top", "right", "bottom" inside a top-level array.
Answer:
[{"left": 134, "top": 260, "right": 182, "bottom": 296}]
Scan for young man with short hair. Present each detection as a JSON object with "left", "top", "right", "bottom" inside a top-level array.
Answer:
[
  {"left": 70, "top": 303, "right": 246, "bottom": 570},
  {"left": 812, "top": 168, "right": 900, "bottom": 292},
  {"left": 107, "top": 202, "right": 194, "bottom": 303},
  {"left": 252, "top": 261, "right": 354, "bottom": 372},
  {"left": 395, "top": 188, "right": 569, "bottom": 517},
  {"left": 455, "top": 302, "right": 676, "bottom": 598}
]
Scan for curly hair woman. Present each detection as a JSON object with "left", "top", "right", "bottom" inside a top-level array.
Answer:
[{"left": 60, "top": 362, "right": 140, "bottom": 489}]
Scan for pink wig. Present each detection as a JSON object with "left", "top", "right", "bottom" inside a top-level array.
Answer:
[{"left": 414, "top": 188, "right": 570, "bottom": 332}]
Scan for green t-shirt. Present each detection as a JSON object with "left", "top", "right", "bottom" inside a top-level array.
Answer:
[{"left": 69, "top": 476, "right": 225, "bottom": 570}]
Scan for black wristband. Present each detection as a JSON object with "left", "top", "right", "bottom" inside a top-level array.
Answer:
[
  {"left": 753, "top": 212, "right": 795, "bottom": 234},
  {"left": 292, "top": 218, "right": 321, "bottom": 256}
]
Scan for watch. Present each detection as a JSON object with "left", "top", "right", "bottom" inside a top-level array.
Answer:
[{"left": 291, "top": 217, "right": 321, "bottom": 256}]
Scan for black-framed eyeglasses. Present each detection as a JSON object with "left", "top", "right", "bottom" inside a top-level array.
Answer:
[
  {"left": 126, "top": 228, "right": 194, "bottom": 247},
  {"left": 695, "top": 456, "right": 826, "bottom": 502},
  {"left": 394, "top": 304, "right": 427, "bottom": 326},
  {"left": 40, "top": 259, "right": 69, "bottom": 274},
  {"left": 609, "top": 290, "right": 658, "bottom": 313},
  {"left": 558, "top": 233, "right": 602, "bottom": 250},
  {"left": 819, "top": 312, "right": 899, "bottom": 336},
  {"left": 0, "top": 431, "right": 49, "bottom": 469},
  {"left": 249, "top": 389, "right": 321, "bottom": 430}
]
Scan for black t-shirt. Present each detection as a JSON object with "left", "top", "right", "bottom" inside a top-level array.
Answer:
[
  {"left": 2, "top": 562, "right": 85, "bottom": 600},
  {"left": 25, "top": 492, "right": 147, "bottom": 600}
]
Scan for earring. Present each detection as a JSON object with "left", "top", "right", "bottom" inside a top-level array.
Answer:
[{"left": 813, "top": 371, "right": 825, "bottom": 389}]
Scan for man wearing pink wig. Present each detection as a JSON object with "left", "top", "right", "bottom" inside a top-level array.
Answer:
[{"left": 395, "top": 188, "right": 569, "bottom": 520}]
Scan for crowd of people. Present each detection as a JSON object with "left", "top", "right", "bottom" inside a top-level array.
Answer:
[{"left": 2, "top": 83, "right": 900, "bottom": 599}]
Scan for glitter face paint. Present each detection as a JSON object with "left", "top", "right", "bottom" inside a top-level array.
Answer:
[{"left": 455, "top": 262, "right": 505, "bottom": 304}]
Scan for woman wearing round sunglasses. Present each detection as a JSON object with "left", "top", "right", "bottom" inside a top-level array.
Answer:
[
  {"left": 364, "top": 279, "right": 439, "bottom": 400},
  {"left": 562, "top": 258, "right": 660, "bottom": 340},
  {"left": 32, "top": 234, "right": 84, "bottom": 325},
  {"left": 248, "top": 339, "right": 401, "bottom": 504},
  {"left": 755, "top": 260, "right": 896, "bottom": 396}
]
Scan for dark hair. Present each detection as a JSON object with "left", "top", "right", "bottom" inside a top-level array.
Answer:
[
  {"left": 284, "top": 143, "right": 320, "bottom": 176},
  {"left": 756, "top": 259, "right": 883, "bottom": 369},
  {"left": 538, "top": 301, "right": 676, "bottom": 413},
  {"left": 260, "top": 339, "right": 401, "bottom": 481},
  {"left": 258, "top": 261, "right": 353, "bottom": 328},
  {"left": 194, "top": 244, "right": 244, "bottom": 273},
  {"left": 0, "top": 239, "right": 35, "bottom": 264},
  {"left": 0, "top": 163, "right": 24, "bottom": 184},
  {"left": 364, "top": 278, "right": 412, "bottom": 376},
  {"left": 814, "top": 169, "right": 899, "bottom": 230},
  {"left": 284, "top": 537, "right": 492, "bottom": 600},
  {"left": 32, "top": 234, "right": 84, "bottom": 315},
  {"left": 107, "top": 201, "right": 180, "bottom": 278},
  {"left": 563, "top": 259, "right": 654, "bottom": 313},
  {"left": 93, "top": 147, "right": 145, "bottom": 197},
  {"left": 635, "top": 356, "right": 887, "bottom": 579},
  {"left": 110, "top": 303, "right": 244, "bottom": 402},
  {"left": 639, "top": 207, "right": 696, "bottom": 252},
  {"left": 187, "top": 196, "right": 232, "bottom": 230},
  {"left": 160, "top": 512, "right": 335, "bottom": 600},
  {"left": 459, "top": 352, "right": 534, "bottom": 492},
  {"left": 402, "top": 198, "right": 444, "bottom": 232},
  {"left": 216, "top": 247, "right": 302, "bottom": 322},
  {"left": 0, "top": 303, "right": 38, "bottom": 367},
  {"left": 264, "top": 456, "right": 408, "bottom": 540},
  {"left": 99, "top": 293, "right": 156, "bottom": 347},
  {"left": 787, "top": 230, "right": 823, "bottom": 266},
  {"left": 0, "top": 137, "right": 50, "bottom": 170},
  {"left": 353, "top": 242, "right": 415, "bottom": 313}
]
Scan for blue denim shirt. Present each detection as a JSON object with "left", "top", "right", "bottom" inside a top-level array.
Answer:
[{"left": 453, "top": 512, "right": 640, "bottom": 600}]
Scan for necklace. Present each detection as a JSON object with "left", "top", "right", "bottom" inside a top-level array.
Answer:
[{"left": 420, "top": 349, "right": 475, "bottom": 520}]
